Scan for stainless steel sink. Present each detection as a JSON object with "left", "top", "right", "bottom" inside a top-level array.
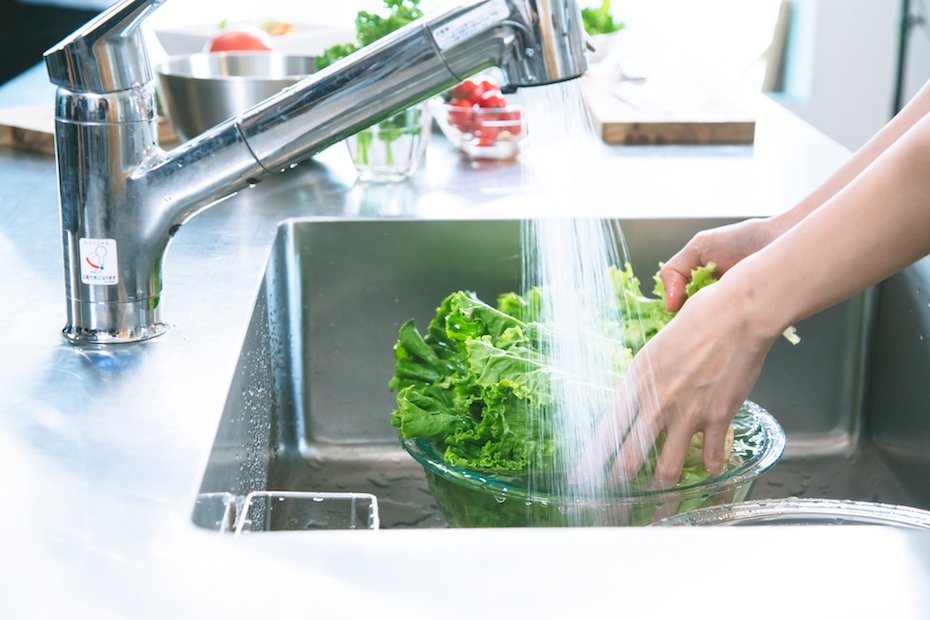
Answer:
[{"left": 193, "top": 218, "right": 930, "bottom": 530}]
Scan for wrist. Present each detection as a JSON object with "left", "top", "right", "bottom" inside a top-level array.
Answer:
[{"left": 713, "top": 258, "right": 792, "bottom": 347}]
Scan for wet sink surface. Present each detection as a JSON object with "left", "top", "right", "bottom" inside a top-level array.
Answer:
[{"left": 194, "top": 218, "right": 930, "bottom": 531}]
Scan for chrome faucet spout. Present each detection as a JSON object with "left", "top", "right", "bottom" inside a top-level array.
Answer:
[{"left": 46, "top": 0, "right": 588, "bottom": 344}]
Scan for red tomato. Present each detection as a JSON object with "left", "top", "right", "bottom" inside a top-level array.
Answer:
[
  {"left": 473, "top": 109, "right": 501, "bottom": 141},
  {"left": 447, "top": 99, "right": 476, "bottom": 134},
  {"left": 208, "top": 30, "right": 272, "bottom": 52},
  {"left": 466, "top": 79, "right": 494, "bottom": 105},
  {"left": 498, "top": 108, "right": 523, "bottom": 136},
  {"left": 478, "top": 89, "right": 507, "bottom": 108},
  {"left": 450, "top": 79, "right": 481, "bottom": 102}
]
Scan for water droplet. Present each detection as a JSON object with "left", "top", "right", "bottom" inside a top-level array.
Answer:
[
  {"left": 249, "top": 183, "right": 256, "bottom": 189},
  {"left": 313, "top": 497, "right": 324, "bottom": 503},
  {"left": 289, "top": 162, "right": 298, "bottom": 169},
  {"left": 280, "top": 168, "right": 286, "bottom": 173},
  {"left": 164, "top": 195, "right": 173, "bottom": 202}
]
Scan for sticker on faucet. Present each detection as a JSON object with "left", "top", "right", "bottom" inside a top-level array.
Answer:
[
  {"left": 80, "top": 238, "right": 118, "bottom": 285},
  {"left": 430, "top": 0, "right": 510, "bottom": 51}
]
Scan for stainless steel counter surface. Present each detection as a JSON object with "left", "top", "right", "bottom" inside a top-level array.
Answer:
[{"left": 2, "top": 69, "right": 929, "bottom": 616}]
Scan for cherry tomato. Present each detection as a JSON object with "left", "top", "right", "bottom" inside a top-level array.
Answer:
[
  {"left": 498, "top": 108, "right": 523, "bottom": 136},
  {"left": 450, "top": 79, "right": 481, "bottom": 103},
  {"left": 473, "top": 109, "right": 502, "bottom": 141},
  {"left": 478, "top": 89, "right": 507, "bottom": 108},
  {"left": 208, "top": 30, "right": 272, "bottom": 52},
  {"left": 465, "top": 79, "right": 494, "bottom": 105},
  {"left": 447, "top": 99, "right": 476, "bottom": 134}
]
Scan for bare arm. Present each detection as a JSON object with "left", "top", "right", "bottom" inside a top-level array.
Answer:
[
  {"left": 661, "top": 79, "right": 930, "bottom": 312},
  {"left": 734, "top": 108, "right": 930, "bottom": 335}
]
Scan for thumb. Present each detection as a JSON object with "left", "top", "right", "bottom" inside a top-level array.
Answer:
[{"left": 661, "top": 269, "right": 689, "bottom": 313}]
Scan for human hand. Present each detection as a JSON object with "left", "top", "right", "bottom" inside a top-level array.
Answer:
[
  {"left": 660, "top": 218, "right": 785, "bottom": 312},
  {"left": 572, "top": 277, "right": 778, "bottom": 489}
]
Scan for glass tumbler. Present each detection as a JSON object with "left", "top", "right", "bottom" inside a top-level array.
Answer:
[{"left": 345, "top": 101, "right": 431, "bottom": 183}]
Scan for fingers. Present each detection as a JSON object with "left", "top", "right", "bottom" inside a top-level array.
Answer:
[
  {"left": 609, "top": 411, "right": 662, "bottom": 483},
  {"left": 649, "top": 423, "right": 695, "bottom": 489},
  {"left": 660, "top": 236, "right": 707, "bottom": 312},
  {"left": 660, "top": 268, "right": 689, "bottom": 313},
  {"left": 569, "top": 379, "right": 639, "bottom": 484},
  {"left": 701, "top": 422, "right": 733, "bottom": 478}
]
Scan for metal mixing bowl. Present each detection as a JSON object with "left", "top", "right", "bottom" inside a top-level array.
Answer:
[
  {"left": 155, "top": 52, "right": 317, "bottom": 142},
  {"left": 651, "top": 498, "right": 930, "bottom": 529}
]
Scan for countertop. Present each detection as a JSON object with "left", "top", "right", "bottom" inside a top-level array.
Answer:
[{"left": 2, "top": 64, "right": 929, "bottom": 617}]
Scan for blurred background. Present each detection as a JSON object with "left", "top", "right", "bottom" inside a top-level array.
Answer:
[{"left": 2, "top": 0, "right": 929, "bottom": 152}]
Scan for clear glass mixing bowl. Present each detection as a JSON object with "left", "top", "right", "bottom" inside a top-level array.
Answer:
[{"left": 402, "top": 400, "right": 786, "bottom": 527}]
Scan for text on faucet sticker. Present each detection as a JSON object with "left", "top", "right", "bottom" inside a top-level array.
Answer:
[
  {"left": 430, "top": 0, "right": 511, "bottom": 51},
  {"left": 80, "top": 238, "right": 119, "bottom": 285}
]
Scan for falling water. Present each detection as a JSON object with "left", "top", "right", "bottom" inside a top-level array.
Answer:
[{"left": 519, "top": 81, "right": 653, "bottom": 525}]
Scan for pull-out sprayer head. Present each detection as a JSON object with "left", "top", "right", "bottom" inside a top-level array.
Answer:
[{"left": 428, "top": 0, "right": 589, "bottom": 92}]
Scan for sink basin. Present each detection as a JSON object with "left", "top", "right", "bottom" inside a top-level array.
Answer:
[{"left": 193, "top": 218, "right": 930, "bottom": 531}]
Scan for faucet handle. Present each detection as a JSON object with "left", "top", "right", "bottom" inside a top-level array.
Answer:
[{"left": 44, "top": 0, "right": 166, "bottom": 93}]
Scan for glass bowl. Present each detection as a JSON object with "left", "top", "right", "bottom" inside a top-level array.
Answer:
[
  {"left": 402, "top": 400, "right": 786, "bottom": 527},
  {"left": 430, "top": 98, "right": 525, "bottom": 160}
]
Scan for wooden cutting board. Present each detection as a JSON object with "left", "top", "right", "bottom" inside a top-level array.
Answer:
[
  {"left": 580, "top": 74, "right": 755, "bottom": 145},
  {"left": 0, "top": 104, "right": 178, "bottom": 155}
]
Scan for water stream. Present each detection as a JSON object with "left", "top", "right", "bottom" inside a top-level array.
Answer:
[{"left": 519, "top": 81, "right": 655, "bottom": 524}]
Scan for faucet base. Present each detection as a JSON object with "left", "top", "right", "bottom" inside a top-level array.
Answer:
[{"left": 63, "top": 297, "right": 169, "bottom": 345}]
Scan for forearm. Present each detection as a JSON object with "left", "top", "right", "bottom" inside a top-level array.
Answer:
[
  {"left": 726, "top": 109, "right": 930, "bottom": 338},
  {"left": 772, "top": 79, "right": 930, "bottom": 234}
]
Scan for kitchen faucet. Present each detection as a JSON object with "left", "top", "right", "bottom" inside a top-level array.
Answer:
[{"left": 45, "top": 0, "right": 590, "bottom": 344}]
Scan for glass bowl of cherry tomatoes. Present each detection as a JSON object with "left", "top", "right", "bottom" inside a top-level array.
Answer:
[{"left": 431, "top": 77, "right": 525, "bottom": 160}]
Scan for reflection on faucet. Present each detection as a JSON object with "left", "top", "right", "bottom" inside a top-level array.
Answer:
[
  {"left": 344, "top": 180, "right": 419, "bottom": 218},
  {"left": 44, "top": 0, "right": 589, "bottom": 344}
]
